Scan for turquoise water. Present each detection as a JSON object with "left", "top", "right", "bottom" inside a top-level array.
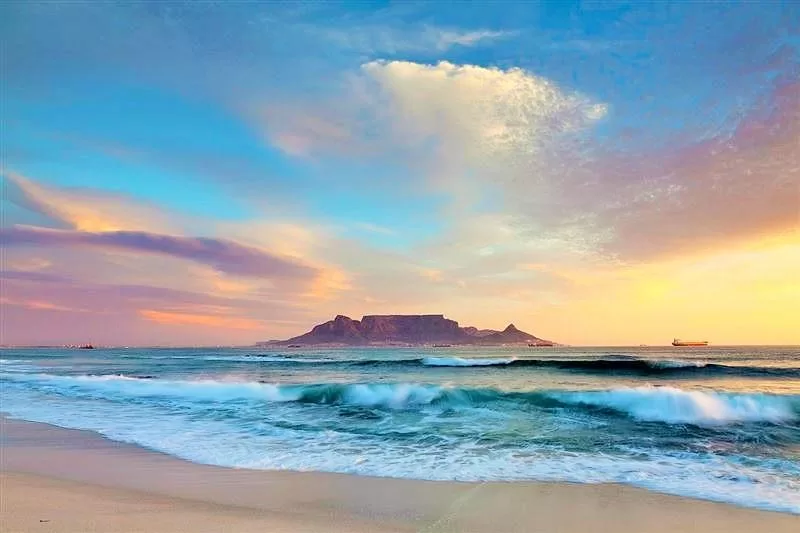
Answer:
[{"left": 2, "top": 345, "right": 799, "bottom": 513}]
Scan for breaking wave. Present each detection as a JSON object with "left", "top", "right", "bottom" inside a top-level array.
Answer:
[
  {"left": 180, "top": 354, "right": 800, "bottom": 378},
  {"left": 4, "top": 373, "right": 798, "bottom": 425},
  {"left": 421, "top": 356, "right": 516, "bottom": 366},
  {"left": 420, "top": 357, "right": 800, "bottom": 377},
  {"left": 549, "top": 386, "right": 799, "bottom": 425}
]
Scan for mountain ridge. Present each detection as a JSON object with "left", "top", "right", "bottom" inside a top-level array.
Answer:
[{"left": 261, "top": 314, "right": 555, "bottom": 346}]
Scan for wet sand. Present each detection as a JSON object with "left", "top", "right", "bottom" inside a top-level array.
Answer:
[{"left": 2, "top": 417, "right": 798, "bottom": 532}]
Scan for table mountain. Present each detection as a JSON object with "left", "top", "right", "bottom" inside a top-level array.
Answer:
[{"left": 263, "top": 314, "right": 553, "bottom": 346}]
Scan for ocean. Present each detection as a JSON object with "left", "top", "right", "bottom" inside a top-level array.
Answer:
[{"left": 1, "top": 345, "right": 799, "bottom": 513}]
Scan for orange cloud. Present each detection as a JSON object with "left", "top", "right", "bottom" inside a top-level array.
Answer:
[
  {"left": 0, "top": 297, "right": 89, "bottom": 313},
  {"left": 138, "top": 309, "right": 264, "bottom": 330},
  {"left": 6, "top": 171, "right": 174, "bottom": 233},
  {"left": 419, "top": 268, "right": 443, "bottom": 281},
  {"left": 304, "top": 267, "right": 352, "bottom": 300}
]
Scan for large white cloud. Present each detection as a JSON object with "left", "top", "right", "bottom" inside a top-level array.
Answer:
[
  {"left": 360, "top": 60, "right": 607, "bottom": 162},
  {"left": 263, "top": 60, "right": 611, "bottom": 262}
]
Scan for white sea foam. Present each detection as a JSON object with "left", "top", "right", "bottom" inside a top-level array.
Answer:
[
  {"left": 5, "top": 374, "right": 799, "bottom": 424},
  {"left": 338, "top": 383, "right": 444, "bottom": 407},
  {"left": 553, "top": 386, "right": 798, "bottom": 425},
  {"left": 200, "top": 355, "right": 339, "bottom": 364},
  {"left": 1, "top": 373, "right": 454, "bottom": 409},
  {"left": 649, "top": 360, "right": 706, "bottom": 369},
  {"left": 422, "top": 356, "right": 516, "bottom": 367},
  {"left": 0, "top": 359, "right": 39, "bottom": 373}
]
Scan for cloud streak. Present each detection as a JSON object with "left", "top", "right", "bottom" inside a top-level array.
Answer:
[
  {"left": 308, "top": 23, "right": 513, "bottom": 54},
  {"left": 551, "top": 79, "right": 800, "bottom": 260},
  {"left": 138, "top": 309, "right": 264, "bottom": 331},
  {"left": 1, "top": 226, "right": 317, "bottom": 280},
  {"left": 4, "top": 172, "right": 177, "bottom": 233}
]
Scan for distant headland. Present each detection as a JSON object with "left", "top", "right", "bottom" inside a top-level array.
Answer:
[{"left": 259, "top": 314, "right": 556, "bottom": 347}]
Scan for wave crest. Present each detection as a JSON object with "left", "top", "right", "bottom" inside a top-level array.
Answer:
[
  {"left": 4, "top": 373, "right": 798, "bottom": 424},
  {"left": 422, "top": 356, "right": 516, "bottom": 367},
  {"left": 552, "top": 386, "right": 798, "bottom": 425},
  {"left": 192, "top": 354, "right": 800, "bottom": 378}
]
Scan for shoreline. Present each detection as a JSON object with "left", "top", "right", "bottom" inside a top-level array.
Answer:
[{"left": 2, "top": 416, "right": 798, "bottom": 532}]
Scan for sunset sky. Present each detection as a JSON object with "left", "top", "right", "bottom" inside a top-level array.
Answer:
[{"left": 2, "top": 1, "right": 798, "bottom": 346}]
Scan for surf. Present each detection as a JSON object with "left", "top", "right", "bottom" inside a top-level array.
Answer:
[
  {"left": 133, "top": 353, "right": 800, "bottom": 378},
  {"left": 5, "top": 372, "right": 798, "bottom": 425},
  {"left": 421, "top": 357, "right": 800, "bottom": 377},
  {"left": 549, "top": 386, "right": 799, "bottom": 425}
]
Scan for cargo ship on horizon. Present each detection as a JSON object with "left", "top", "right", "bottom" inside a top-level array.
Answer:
[{"left": 672, "top": 339, "right": 709, "bottom": 347}]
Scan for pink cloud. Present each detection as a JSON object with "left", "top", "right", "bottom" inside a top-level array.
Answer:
[
  {"left": 0, "top": 272, "right": 313, "bottom": 345},
  {"left": 1, "top": 226, "right": 318, "bottom": 280}
]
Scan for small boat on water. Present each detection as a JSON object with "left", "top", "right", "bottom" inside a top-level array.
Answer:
[
  {"left": 672, "top": 339, "right": 708, "bottom": 347},
  {"left": 78, "top": 344, "right": 94, "bottom": 349}
]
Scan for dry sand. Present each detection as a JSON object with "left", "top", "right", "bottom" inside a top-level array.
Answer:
[{"left": 1, "top": 417, "right": 798, "bottom": 532}]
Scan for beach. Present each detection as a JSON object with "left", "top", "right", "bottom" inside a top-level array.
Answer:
[{"left": 3, "top": 417, "right": 798, "bottom": 533}]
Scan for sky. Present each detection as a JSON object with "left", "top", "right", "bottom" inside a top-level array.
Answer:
[{"left": 1, "top": 1, "right": 798, "bottom": 346}]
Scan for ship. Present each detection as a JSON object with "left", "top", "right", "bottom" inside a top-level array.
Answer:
[{"left": 672, "top": 339, "right": 708, "bottom": 347}]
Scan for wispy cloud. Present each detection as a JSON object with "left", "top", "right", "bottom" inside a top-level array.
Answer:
[
  {"left": 0, "top": 270, "right": 67, "bottom": 283},
  {"left": 433, "top": 29, "right": 514, "bottom": 50},
  {"left": 1, "top": 226, "right": 317, "bottom": 280},
  {"left": 353, "top": 222, "right": 396, "bottom": 235},
  {"left": 4, "top": 172, "right": 176, "bottom": 233},
  {"left": 138, "top": 309, "right": 264, "bottom": 331},
  {"left": 308, "top": 23, "right": 514, "bottom": 54},
  {"left": 0, "top": 297, "right": 91, "bottom": 314},
  {"left": 566, "top": 79, "right": 800, "bottom": 260}
]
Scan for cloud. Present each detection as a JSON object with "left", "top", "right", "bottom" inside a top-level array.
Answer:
[
  {"left": 1, "top": 226, "right": 317, "bottom": 280},
  {"left": 3, "top": 172, "right": 177, "bottom": 233},
  {"left": 353, "top": 222, "right": 396, "bottom": 235},
  {"left": 433, "top": 29, "right": 512, "bottom": 50},
  {"left": 266, "top": 60, "right": 608, "bottom": 212},
  {"left": 359, "top": 60, "right": 607, "bottom": 159},
  {"left": 350, "top": 62, "right": 798, "bottom": 263},
  {"left": 0, "top": 269, "right": 315, "bottom": 345},
  {"left": 138, "top": 309, "right": 264, "bottom": 331},
  {"left": 309, "top": 23, "right": 513, "bottom": 54},
  {"left": 0, "top": 270, "right": 67, "bottom": 283},
  {"left": 255, "top": 61, "right": 615, "bottom": 307},
  {"left": 261, "top": 110, "right": 356, "bottom": 158},
  {"left": 567, "top": 79, "right": 800, "bottom": 260},
  {"left": 1, "top": 270, "right": 306, "bottom": 317},
  {"left": 0, "top": 297, "right": 90, "bottom": 314},
  {"left": 254, "top": 53, "right": 797, "bottom": 314},
  {"left": 2, "top": 175, "right": 353, "bottom": 328}
]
